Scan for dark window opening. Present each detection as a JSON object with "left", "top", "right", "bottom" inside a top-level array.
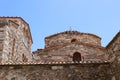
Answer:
[
  {"left": 71, "top": 39, "right": 77, "bottom": 43},
  {"left": 73, "top": 52, "right": 81, "bottom": 62},
  {"left": 22, "top": 54, "right": 28, "bottom": 62},
  {"left": 12, "top": 38, "right": 16, "bottom": 55}
]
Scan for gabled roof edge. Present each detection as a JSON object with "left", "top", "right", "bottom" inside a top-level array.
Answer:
[{"left": 106, "top": 31, "right": 120, "bottom": 48}]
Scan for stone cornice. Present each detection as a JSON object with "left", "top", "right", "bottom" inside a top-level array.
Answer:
[{"left": 1, "top": 60, "right": 109, "bottom": 65}]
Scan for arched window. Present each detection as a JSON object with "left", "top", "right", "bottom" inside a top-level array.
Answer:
[
  {"left": 73, "top": 52, "right": 81, "bottom": 62},
  {"left": 22, "top": 54, "right": 28, "bottom": 62},
  {"left": 12, "top": 38, "right": 16, "bottom": 55},
  {"left": 71, "top": 39, "right": 77, "bottom": 43}
]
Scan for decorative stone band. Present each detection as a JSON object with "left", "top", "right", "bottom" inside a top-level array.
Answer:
[{"left": 1, "top": 60, "right": 109, "bottom": 65}]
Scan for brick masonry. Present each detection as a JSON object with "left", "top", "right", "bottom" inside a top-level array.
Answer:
[
  {"left": 0, "top": 17, "right": 33, "bottom": 63},
  {"left": 33, "top": 31, "right": 106, "bottom": 62},
  {"left": 0, "top": 63, "right": 112, "bottom": 80}
]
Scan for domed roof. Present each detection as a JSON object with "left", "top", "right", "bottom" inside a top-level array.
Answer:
[{"left": 45, "top": 30, "right": 101, "bottom": 39}]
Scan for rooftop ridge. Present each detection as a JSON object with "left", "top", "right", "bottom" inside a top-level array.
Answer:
[
  {"left": 106, "top": 31, "right": 120, "bottom": 48},
  {"left": 45, "top": 30, "right": 101, "bottom": 40},
  {"left": 0, "top": 16, "right": 20, "bottom": 18},
  {"left": 0, "top": 16, "right": 29, "bottom": 27},
  {"left": 1, "top": 60, "right": 109, "bottom": 65}
]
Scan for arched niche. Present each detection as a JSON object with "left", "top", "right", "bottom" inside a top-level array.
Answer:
[
  {"left": 71, "top": 39, "right": 77, "bottom": 43},
  {"left": 73, "top": 52, "right": 81, "bottom": 62}
]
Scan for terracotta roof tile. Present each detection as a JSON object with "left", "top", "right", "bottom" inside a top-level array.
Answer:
[{"left": 0, "top": 60, "right": 109, "bottom": 65}]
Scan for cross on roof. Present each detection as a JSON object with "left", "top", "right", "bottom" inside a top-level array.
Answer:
[{"left": 69, "top": 26, "right": 72, "bottom": 32}]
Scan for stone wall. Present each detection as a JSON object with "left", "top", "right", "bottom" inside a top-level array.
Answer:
[
  {"left": 45, "top": 31, "right": 101, "bottom": 48},
  {"left": 0, "top": 17, "right": 33, "bottom": 63},
  {"left": 0, "top": 63, "right": 112, "bottom": 80},
  {"left": 0, "top": 26, "right": 5, "bottom": 62},
  {"left": 34, "top": 43, "right": 106, "bottom": 62},
  {"left": 34, "top": 31, "right": 105, "bottom": 62},
  {"left": 106, "top": 32, "right": 120, "bottom": 80}
]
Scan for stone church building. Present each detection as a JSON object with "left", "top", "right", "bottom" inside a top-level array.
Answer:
[{"left": 0, "top": 17, "right": 120, "bottom": 80}]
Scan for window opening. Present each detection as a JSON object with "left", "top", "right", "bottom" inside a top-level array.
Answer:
[
  {"left": 73, "top": 52, "right": 81, "bottom": 62},
  {"left": 71, "top": 39, "right": 77, "bottom": 43}
]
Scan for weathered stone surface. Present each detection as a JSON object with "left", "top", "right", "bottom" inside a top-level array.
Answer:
[
  {"left": 0, "top": 17, "right": 33, "bottom": 63},
  {"left": 0, "top": 63, "right": 112, "bottom": 80},
  {"left": 106, "top": 32, "right": 120, "bottom": 80},
  {"left": 36, "top": 44, "right": 106, "bottom": 62},
  {"left": 33, "top": 31, "right": 106, "bottom": 62},
  {"left": 45, "top": 31, "right": 101, "bottom": 48}
]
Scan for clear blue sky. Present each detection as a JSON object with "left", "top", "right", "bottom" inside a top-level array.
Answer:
[{"left": 0, "top": 0, "right": 120, "bottom": 51}]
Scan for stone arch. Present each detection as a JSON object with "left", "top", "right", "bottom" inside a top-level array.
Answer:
[{"left": 73, "top": 52, "right": 81, "bottom": 62}]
